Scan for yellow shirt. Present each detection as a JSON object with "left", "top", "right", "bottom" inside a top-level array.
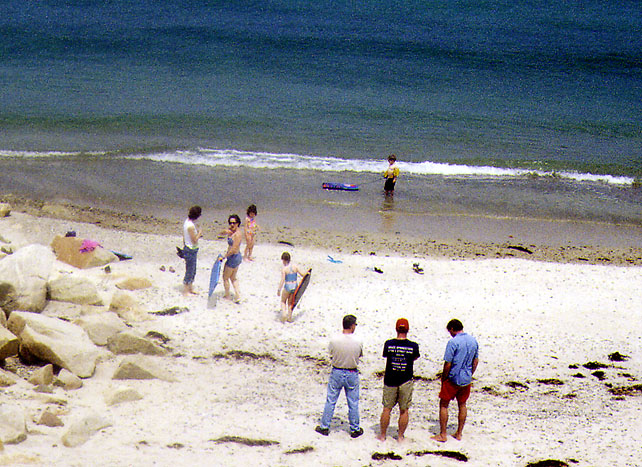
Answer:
[{"left": 384, "top": 163, "right": 399, "bottom": 179}]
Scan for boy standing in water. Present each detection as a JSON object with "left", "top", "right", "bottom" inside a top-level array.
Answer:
[
  {"left": 383, "top": 154, "right": 400, "bottom": 196},
  {"left": 277, "top": 252, "right": 306, "bottom": 322},
  {"left": 244, "top": 204, "right": 259, "bottom": 261}
]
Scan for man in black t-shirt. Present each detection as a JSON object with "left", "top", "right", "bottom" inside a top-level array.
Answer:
[{"left": 376, "top": 318, "right": 420, "bottom": 442}]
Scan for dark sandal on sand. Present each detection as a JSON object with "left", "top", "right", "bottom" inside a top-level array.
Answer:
[{"left": 412, "top": 263, "right": 424, "bottom": 274}]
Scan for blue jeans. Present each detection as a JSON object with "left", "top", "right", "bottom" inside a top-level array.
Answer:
[
  {"left": 183, "top": 247, "right": 198, "bottom": 285},
  {"left": 320, "top": 369, "right": 360, "bottom": 432}
]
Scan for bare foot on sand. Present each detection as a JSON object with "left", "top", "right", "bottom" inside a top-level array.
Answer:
[
  {"left": 431, "top": 434, "right": 448, "bottom": 443},
  {"left": 397, "top": 435, "right": 405, "bottom": 443},
  {"left": 452, "top": 433, "right": 462, "bottom": 441},
  {"left": 376, "top": 434, "right": 386, "bottom": 442}
]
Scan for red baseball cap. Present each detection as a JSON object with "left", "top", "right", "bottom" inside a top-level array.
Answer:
[{"left": 396, "top": 318, "right": 409, "bottom": 333}]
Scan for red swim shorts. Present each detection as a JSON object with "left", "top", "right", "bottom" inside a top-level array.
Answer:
[{"left": 439, "top": 379, "right": 471, "bottom": 403}]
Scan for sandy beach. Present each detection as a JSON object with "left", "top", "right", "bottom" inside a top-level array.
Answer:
[{"left": 1, "top": 204, "right": 642, "bottom": 467}]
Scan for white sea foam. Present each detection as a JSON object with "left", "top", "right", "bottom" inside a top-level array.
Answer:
[
  {"left": 127, "top": 148, "right": 636, "bottom": 186},
  {"left": 1, "top": 148, "right": 634, "bottom": 186}
]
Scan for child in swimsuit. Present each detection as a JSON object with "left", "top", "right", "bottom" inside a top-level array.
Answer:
[
  {"left": 383, "top": 154, "right": 400, "bottom": 196},
  {"left": 277, "top": 251, "right": 306, "bottom": 322},
  {"left": 244, "top": 204, "right": 259, "bottom": 261}
]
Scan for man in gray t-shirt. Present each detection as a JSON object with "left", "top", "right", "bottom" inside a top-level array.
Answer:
[{"left": 315, "top": 314, "right": 364, "bottom": 438}]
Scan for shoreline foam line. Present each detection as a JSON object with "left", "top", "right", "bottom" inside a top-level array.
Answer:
[{"left": 0, "top": 147, "right": 636, "bottom": 185}]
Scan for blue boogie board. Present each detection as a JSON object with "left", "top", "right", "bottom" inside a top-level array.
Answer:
[
  {"left": 208, "top": 255, "right": 224, "bottom": 308},
  {"left": 322, "top": 182, "right": 359, "bottom": 191}
]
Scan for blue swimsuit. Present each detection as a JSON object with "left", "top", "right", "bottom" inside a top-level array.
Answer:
[
  {"left": 284, "top": 266, "right": 298, "bottom": 292},
  {"left": 226, "top": 237, "right": 243, "bottom": 269}
]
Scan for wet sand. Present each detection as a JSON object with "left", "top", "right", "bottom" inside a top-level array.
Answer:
[{"left": 2, "top": 193, "right": 642, "bottom": 267}]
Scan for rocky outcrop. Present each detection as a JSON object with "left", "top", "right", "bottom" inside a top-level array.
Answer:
[
  {"left": 48, "top": 275, "right": 103, "bottom": 306},
  {"left": 0, "top": 327, "right": 18, "bottom": 360},
  {"left": 106, "top": 331, "right": 167, "bottom": 356},
  {"left": 112, "top": 355, "right": 175, "bottom": 382},
  {"left": 74, "top": 312, "right": 128, "bottom": 346},
  {"left": 51, "top": 236, "right": 118, "bottom": 269},
  {"left": 0, "top": 244, "right": 55, "bottom": 315},
  {"left": 0, "top": 406, "right": 27, "bottom": 444},
  {"left": 7, "top": 311, "right": 102, "bottom": 378},
  {"left": 61, "top": 412, "right": 112, "bottom": 447}
]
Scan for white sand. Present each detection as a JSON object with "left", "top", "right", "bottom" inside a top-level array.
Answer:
[{"left": 1, "top": 212, "right": 641, "bottom": 466}]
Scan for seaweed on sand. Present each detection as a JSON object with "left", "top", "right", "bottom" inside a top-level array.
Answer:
[
  {"left": 411, "top": 450, "right": 468, "bottom": 462},
  {"left": 525, "top": 460, "right": 570, "bottom": 467},
  {"left": 608, "top": 352, "right": 629, "bottom": 362},
  {"left": 505, "top": 381, "right": 529, "bottom": 390},
  {"left": 211, "top": 436, "right": 279, "bottom": 447},
  {"left": 583, "top": 361, "right": 608, "bottom": 370},
  {"left": 608, "top": 384, "right": 642, "bottom": 397},
  {"left": 211, "top": 350, "right": 278, "bottom": 362},
  {"left": 372, "top": 452, "right": 402, "bottom": 460},
  {"left": 285, "top": 446, "right": 314, "bottom": 455},
  {"left": 537, "top": 378, "right": 564, "bottom": 385}
]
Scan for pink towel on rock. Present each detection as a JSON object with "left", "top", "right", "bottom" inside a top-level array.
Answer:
[{"left": 79, "top": 239, "right": 101, "bottom": 253}]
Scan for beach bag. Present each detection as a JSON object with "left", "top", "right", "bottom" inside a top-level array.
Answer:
[{"left": 176, "top": 246, "right": 185, "bottom": 259}]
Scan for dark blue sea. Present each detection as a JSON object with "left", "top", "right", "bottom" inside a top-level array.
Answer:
[{"left": 1, "top": 0, "right": 642, "bottom": 239}]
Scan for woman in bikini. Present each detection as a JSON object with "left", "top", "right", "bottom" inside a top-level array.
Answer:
[{"left": 220, "top": 214, "right": 243, "bottom": 303}]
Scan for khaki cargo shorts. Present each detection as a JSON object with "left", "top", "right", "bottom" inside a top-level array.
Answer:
[{"left": 382, "top": 380, "right": 414, "bottom": 410}]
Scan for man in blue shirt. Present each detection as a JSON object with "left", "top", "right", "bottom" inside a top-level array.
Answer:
[{"left": 431, "top": 319, "right": 479, "bottom": 443}]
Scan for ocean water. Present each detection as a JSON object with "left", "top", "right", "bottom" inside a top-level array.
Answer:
[{"left": 1, "top": 0, "right": 642, "bottom": 236}]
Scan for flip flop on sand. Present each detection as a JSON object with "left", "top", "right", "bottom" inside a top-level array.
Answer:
[{"left": 412, "top": 263, "right": 424, "bottom": 274}]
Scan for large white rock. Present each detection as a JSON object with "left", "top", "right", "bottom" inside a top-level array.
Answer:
[
  {"left": 51, "top": 236, "right": 118, "bottom": 269},
  {"left": 106, "top": 330, "right": 167, "bottom": 356},
  {"left": 103, "top": 385, "right": 143, "bottom": 406},
  {"left": 7, "top": 311, "right": 102, "bottom": 378},
  {"left": 27, "top": 364, "right": 54, "bottom": 386},
  {"left": 37, "top": 409, "right": 64, "bottom": 427},
  {"left": 61, "top": 412, "right": 111, "bottom": 447},
  {"left": 0, "top": 406, "right": 27, "bottom": 444},
  {"left": 74, "top": 312, "right": 128, "bottom": 346},
  {"left": 112, "top": 355, "right": 175, "bottom": 382},
  {"left": 54, "top": 369, "right": 83, "bottom": 390},
  {"left": 0, "top": 203, "right": 10, "bottom": 218},
  {"left": 48, "top": 275, "right": 103, "bottom": 306},
  {"left": 0, "top": 368, "right": 18, "bottom": 387},
  {"left": 109, "top": 290, "right": 150, "bottom": 322},
  {"left": 0, "top": 327, "right": 18, "bottom": 360},
  {"left": 115, "top": 277, "right": 152, "bottom": 291},
  {"left": 0, "top": 244, "right": 55, "bottom": 314}
]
